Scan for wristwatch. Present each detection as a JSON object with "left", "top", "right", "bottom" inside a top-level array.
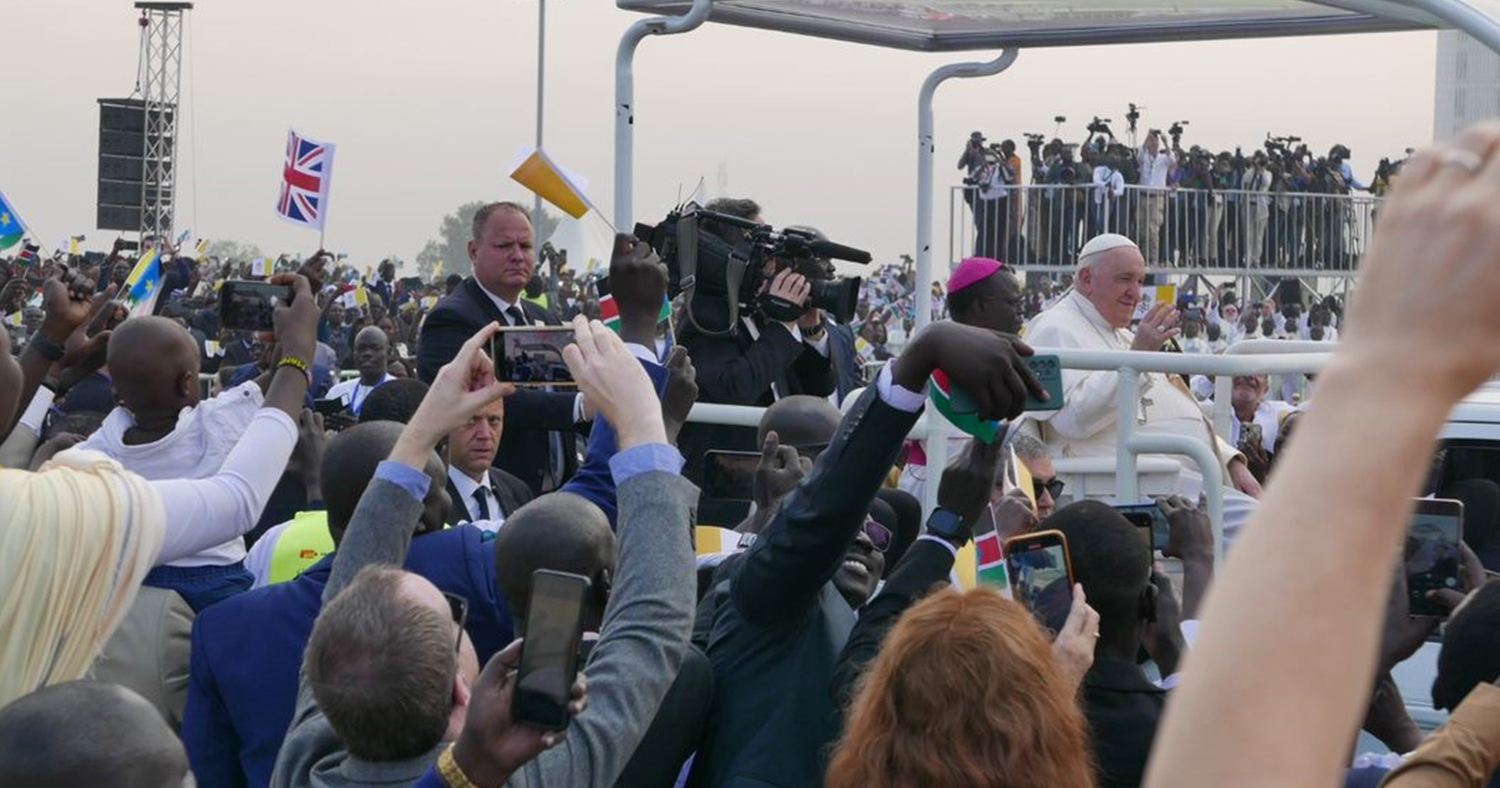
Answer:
[{"left": 925, "top": 507, "right": 971, "bottom": 544}]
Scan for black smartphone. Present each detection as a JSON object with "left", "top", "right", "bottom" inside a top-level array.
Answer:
[
  {"left": 492, "top": 326, "right": 577, "bottom": 388},
  {"left": 1114, "top": 502, "right": 1170, "bottom": 552},
  {"left": 313, "top": 398, "right": 347, "bottom": 418},
  {"left": 1004, "top": 529, "right": 1075, "bottom": 636},
  {"left": 1405, "top": 498, "right": 1464, "bottom": 617},
  {"left": 702, "top": 450, "right": 759, "bottom": 501},
  {"left": 220, "top": 280, "right": 292, "bottom": 332},
  {"left": 1023, "top": 354, "right": 1065, "bottom": 412},
  {"left": 116, "top": 238, "right": 140, "bottom": 252},
  {"left": 513, "top": 569, "right": 591, "bottom": 731}
]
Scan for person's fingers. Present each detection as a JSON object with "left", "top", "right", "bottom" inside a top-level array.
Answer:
[
  {"left": 759, "top": 431, "right": 780, "bottom": 465},
  {"left": 1428, "top": 589, "right": 1469, "bottom": 613},
  {"left": 665, "top": 345, "right": 689, "bottom": 371},
  {"left": 774, "top": 444, "right": 801, "bottom": 474},
  {"left": 477, "top": 639, "right": 525, "bottom": 687},
  {"left": 451, "top": 322, "right": 504, "bottom": 374},
  {"left": 989, "top": 360, "right": 1029, "bottom": 421},
  {"left": 1163, "top": 327, "right": 1182, "bottom": 341},
  {"left": 798, "top": 455, "right": 814, "bottom": 476},
  {"left": 1063, "top": 584, "right": 1092, "bottom": 635},
  {"left": 311, "top": 411, "right": 326, "bottom": 433}
]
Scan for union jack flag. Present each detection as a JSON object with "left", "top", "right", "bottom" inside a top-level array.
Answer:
[{"left": 275, "top": 129, "right": 336, "bottom": 231}]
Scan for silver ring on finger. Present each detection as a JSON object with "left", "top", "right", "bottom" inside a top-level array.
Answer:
[{"left": 1439, "top": 149, "right": 1483, "bottom": 174}]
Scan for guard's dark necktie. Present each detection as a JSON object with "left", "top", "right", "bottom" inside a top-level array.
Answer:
[
  {"left": 505, "top": 305, "right": 527, "bottom": 327},
  {"left": 473, "top": 486, "right": 492, "bottom": 521}
]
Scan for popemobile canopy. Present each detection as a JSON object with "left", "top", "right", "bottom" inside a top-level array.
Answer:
[{"left": 615, "top": 0, "right": 1500, "bottom": 52}]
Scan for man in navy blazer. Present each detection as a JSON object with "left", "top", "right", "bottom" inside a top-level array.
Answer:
[
  {"left": 417, "top": 202, "right": 583, "bottom": 495},
  {"left": 182, "top": 428, "right": 513, "bottom": 788}
]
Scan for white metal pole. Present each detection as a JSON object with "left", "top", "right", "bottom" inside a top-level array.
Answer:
[
  {"left": 535, "top": 0, "right": 546, "bottom": 235},
  {"left": 914, "top": 49, "right": 1018, "bottom": 335},
  {"left": 614, "top": 0, "right": 714, "bottom": 232}
]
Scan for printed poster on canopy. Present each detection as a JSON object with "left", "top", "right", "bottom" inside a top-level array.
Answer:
[{"left": 1134, "top": 285, "right": 1177, "bottom": 321}]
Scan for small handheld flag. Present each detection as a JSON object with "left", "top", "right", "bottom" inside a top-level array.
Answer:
[
  {"left": 122, "top": 249, "right": 163, "bottom": 317},
  {"left": 16, "top": 243, "right": 40, "bottom": 268},
  {"left": 928, "top": 369, "right": 1001, "bottom": 444},
  {"left": 276, "top": 129, "right": 336, "bottom": 232},
  {"left": 0, "top": 189, "right": 29, "bottom": 251},
  {"left": 510, "top": 148, "right": 597, "bottom": 222}
]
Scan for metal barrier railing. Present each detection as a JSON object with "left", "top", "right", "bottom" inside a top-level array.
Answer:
[{"left": 950, "top": 182, "right": 1381, "bottom": 275}]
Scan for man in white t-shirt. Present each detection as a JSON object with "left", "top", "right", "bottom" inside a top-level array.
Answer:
[
  {"left": 78, "top": 316, "right": 270, "bottom": 612},
  {"left": 324, "top": 326, "right": 393, "bottom": 417},
  {"left": 1136, "top": 130, "right": 1174, "bottom": 263}
]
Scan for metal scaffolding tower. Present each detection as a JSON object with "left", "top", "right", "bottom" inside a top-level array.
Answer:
[{"left": 136, "top": 2, "right": 191, "bottom": 243}]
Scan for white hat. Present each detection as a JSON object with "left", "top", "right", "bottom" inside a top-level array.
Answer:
[{"left": 1078, "top": 233, "right": 1139, "bottom": 265}]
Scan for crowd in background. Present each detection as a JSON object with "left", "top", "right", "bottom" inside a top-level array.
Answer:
[{"left": 0, "top": 123, "right": 1498, "bottom": 788}]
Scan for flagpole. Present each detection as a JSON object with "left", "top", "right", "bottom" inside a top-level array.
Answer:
[{"left": 536, "top": 0, "right": 562, "bottom": 308}]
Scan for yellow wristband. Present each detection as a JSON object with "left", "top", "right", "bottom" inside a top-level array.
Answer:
[
  {"left": 276, "top": 355, "right": 312, "bottom": 385},
  {"left": 438, "top": 744, "right": 482, "bottom": 788}
]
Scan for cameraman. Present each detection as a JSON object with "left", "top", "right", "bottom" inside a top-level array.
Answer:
[{"left": 676, "top": 198, "right": 836, "bottom": 485}]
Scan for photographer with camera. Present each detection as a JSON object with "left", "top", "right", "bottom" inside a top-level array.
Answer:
[
  {"left": 664, "top": 198, "right": 845, "bottom": 485},
  {"left": 965, "top": 147, "right": 1014, "bottom": 260},
  {"left": 1137, "top": 129, "right": 1174, "bottom": 264}
]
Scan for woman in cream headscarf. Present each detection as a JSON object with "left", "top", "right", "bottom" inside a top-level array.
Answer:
[{"left": 0, "top": 269, "right": 321, "bottom": 705}]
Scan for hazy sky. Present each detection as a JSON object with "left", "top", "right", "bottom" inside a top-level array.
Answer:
[{"left": 5, "top": 0, "right": 1439, "bottom": 270}]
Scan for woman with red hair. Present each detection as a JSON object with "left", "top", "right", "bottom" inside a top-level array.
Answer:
[{"left": 826, "top": 587, "right": 1096, "bottom": 788}]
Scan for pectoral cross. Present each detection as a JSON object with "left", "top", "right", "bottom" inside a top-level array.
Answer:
[{"left": 1139, "top": 396, "right": 1153, "bottom": 424}]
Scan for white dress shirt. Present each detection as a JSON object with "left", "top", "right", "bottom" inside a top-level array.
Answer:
[
  {"left": 326, "top": 373, "right": 394, "bottom": 415},
  {"left": 449, "top": 464, "right": 505, "bottom": 533},
  {"left": 1138, "top": 150, "right": 1173, "bottom": 189}
]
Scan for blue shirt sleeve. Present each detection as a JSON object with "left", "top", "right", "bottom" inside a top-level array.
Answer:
[
  {"left": 609, "top": 443, "right": 685, "bottom": 484},
  {"left": 560, "top": 357, "right": 673, "bottom": 529},
  {"left": 409, "top": 767, "right": 449, "bottom": 788},
  {"left": 375, "top": 460, "right": 431, "bottom": 501}
]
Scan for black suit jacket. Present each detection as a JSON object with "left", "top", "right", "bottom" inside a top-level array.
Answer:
[
  {"left": 829, "top": 538, "right": 955, "bottom": 713},
  {"left": 1082, "top": 656, "right": 1169, "bottom": 788},
  {"left": 689, "top": 387, "right": 920, "bottom": 788},
  {"left": 444, "top": 468, "right": 533, "bottom": 526},
  {"left": 613, "top": 645, "right": 714, "bottom": 788},
  {"left": 676, "top": 297, "right": 835, "bottom": 485},
  {"left": 418, "top": 278, "right": 579, "bottom": 494}
]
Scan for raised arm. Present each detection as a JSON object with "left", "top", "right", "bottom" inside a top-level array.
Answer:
[
  {"left": 1146, "top": 125, "right": 1500, "bottom": 788},
  {"left": 733, "top": 323, "right": 1046, "bottom": 626}
]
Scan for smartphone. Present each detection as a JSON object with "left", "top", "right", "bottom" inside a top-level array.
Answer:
[
  {"left": 116, "top": 239, "right": 140, "bottom": 252},
  {"left": 513, "top": 570, "right": 591, "bottom": 731},
  {"left": 492, "top": 326, "right": 577, "bottom": 388},
  {"left": 313, "top": 398, "right": 347, "bottom": 418},
  {"left": 702, "top": 450, "right": 759, "bottom": 501},
  {"left": 1023, "top": 354, "right": 1065, "bottom": 412},
  {"left": 220, "top": 281, "right": 292, "bottom": 332},
  {"left": 1004, "top": 530, "right": 1075, "bottom": 636},
  {"left": 1114, "top": 502, "right": 1170, "bottom": 551},
  {"left": 1239, "top": 422, "right": 1264, "bottom": 450},
  {"left": 1405, "top": 498, "right": 1464, "bottom": 617}
]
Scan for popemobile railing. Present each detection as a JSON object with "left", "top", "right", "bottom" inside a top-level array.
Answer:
[
  {"left": 694, "top": 345, "right": 1335, "bottom": 568},
  {"left": 951, "top": 182, "right": 1382, "bottom": 276}
]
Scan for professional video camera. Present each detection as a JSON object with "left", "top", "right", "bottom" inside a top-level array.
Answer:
[
  {"left": 1087, "top": 117, "right": 1114, "bottom": 138},
  {"left": 1126, "top": 103, "right": 1143, "bottom": 135},
  {"left": 1168, "top": 120, "right": 1190, "bottom": 146},
  {"left": 1024, "top": 132, "right": 1046, "bottom": 154},
  {"left": 634, "top": 202, "right": 870, "bottom": 334}
]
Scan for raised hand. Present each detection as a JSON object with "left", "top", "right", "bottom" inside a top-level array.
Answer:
[
  {"left": 936, "top": 438, "right": 1004, "bottom": 533},
  {"left": 659, "top": 346, "right": 698, "bottom": 445},
  {"left": 562, "top": 316, "right": 665, "bottom": 450},
  {"left": 752, "top": 430, "right": 811, "bottom": 516},
  {"left": 404, "top": 322, "right": 514, "bottom": 451},
  {"left": 451, "top": 639, "right": 588, "bottom": 788},
  {"left": 1131, "top": 302, "right": 1182, "bottom": 351},
  {"left": 1051, "top": 584, "right": 1100, "bottom": 687},
  {"left": 891, "top": 321, "right": 1046, "bottom": 423},
  {"left": 608, "top": 234, "right": 668, "bottom": 347}
]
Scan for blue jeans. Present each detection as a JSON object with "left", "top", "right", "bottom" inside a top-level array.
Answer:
[{"left": 143, "top": 561, "right": 254, "bottom": 613}]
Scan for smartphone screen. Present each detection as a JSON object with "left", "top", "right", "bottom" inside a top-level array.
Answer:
[
  {"left": 1405, "top": 498, "right": 1464, "bottom": 617},
  {"left": 220, "top": 281, "right": 292, "bottom": 332},
  {"left": 703, "top": 451, "right": 759, "bottom": 501},
  {"left": 1005, "top": 530, "right": 1074, "bottom": 636},
  {"left": 493, "top": 326, "right": 577, "bottom": 388},
  {"left": 513, "top": 570, "right": 590, "bottom": 731},
  {"left": 1114, "top": 503, "right": 1170, "bottom": 551}
]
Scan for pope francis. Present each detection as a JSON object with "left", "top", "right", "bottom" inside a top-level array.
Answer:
[{"left": 1024, "top": 234, "right": 1260, "bottom": 540}]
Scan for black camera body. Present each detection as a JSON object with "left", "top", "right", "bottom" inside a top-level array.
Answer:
[
  {"left": 1087, "top": 117, "right": 1114, "bottom": 137},
  {"left": 634, "top": 203, "right": 869, "bottom": 334}
]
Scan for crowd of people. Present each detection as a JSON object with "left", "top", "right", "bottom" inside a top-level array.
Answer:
[
  {"left": 0, "top": 122, "right": 1498, "bottom": 788},
  {"left": 960, "top": 120, "right": 1410, "bottom": 272}
]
